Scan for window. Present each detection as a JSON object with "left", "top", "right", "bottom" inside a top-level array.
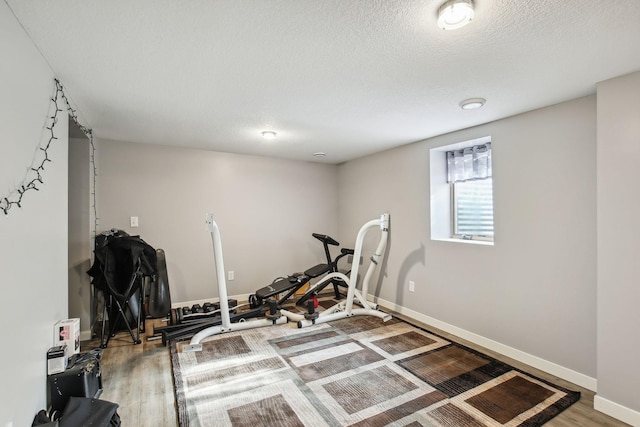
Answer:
[
  {"left": 452, "top": 178, "right": 494, "bottom": 239},
  {"left": 447, "top": 142, "right": 493, "bottom": 241},
  {"left": 429, "top": 137, "right": 494, "bottom": 244}
]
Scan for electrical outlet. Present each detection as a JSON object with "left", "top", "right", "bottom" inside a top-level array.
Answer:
[
  {"left": 130, "top": 216, "right": 139, "bottom": 228},
  {"left": 228, "top": 271, "right": 234, "bottom": 281},
  {"left": 409, "top": 280, "right": 415, "bottom": 292}
]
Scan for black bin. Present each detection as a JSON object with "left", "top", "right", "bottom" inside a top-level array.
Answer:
[{"left": 48, "top": 350, "right": 103, "bottom": 413}]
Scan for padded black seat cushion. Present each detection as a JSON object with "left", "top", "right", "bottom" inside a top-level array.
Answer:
[{"left": 304, "top": 263, "right": 329, "bottom": 278}]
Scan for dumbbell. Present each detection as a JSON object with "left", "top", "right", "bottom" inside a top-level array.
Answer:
[
  {"left": 248, "top": 294, "right": 261, "bottom": 309},
  {"left": 212, "top": 299, "right": 238, "bottom": 311}
]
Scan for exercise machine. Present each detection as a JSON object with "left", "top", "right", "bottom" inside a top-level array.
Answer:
[
  {"left": 184, "top": 213, "right": 391, "bottom": 352},
  {"left": 281, "top": 213, "right": 392, "bottom": 327},
  {"left": 248, "top": 233, "right": 353, "bottom": 309},
  {"left": 155, "top": 227, "right": 352, "bottom": 344}
]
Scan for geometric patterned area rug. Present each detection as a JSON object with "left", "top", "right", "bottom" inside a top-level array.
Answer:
[{"left": 170, "top": 315, "right": 580, "bottom": 426}]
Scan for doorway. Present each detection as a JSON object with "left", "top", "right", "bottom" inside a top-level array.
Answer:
[{"left": 68, "top": 117, "right": 92, "bottom": 340}]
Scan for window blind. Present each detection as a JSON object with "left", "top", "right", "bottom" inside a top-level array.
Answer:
[{"left": 454, "top": 178, "right": 494, "bottom": 237}]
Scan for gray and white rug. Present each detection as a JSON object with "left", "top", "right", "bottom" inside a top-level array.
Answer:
[{"left": 171, "top": 315, "right": 579, "bottom": 426}]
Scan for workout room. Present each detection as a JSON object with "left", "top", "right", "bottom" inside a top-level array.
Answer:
[{"left": 2, "top": 1, "right": 640, "bottom": 426}]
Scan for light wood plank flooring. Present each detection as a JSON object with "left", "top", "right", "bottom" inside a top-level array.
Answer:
[
  {"left": 83, "top": 319, "right": 177, "bottom": 427},
  {"left": 83, "top": 315, "right": 629, "bottom": 427}
]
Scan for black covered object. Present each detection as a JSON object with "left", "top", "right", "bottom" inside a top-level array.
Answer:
[
  {"left": 32, "top": 410, "right": 58, "bottom": 426},
  {"left": 87, "top": 230, "right": 157, "bottom": 297},
  {"left": 48, "top": 350, "right": 103, "bottom": 413},
  {"left": 148, "top": 248, "right": 171, "bottom": 318},
  {"left": 87, "top": 230, "right": 157, "bottom": 347},
  {"left": 59, "top": 397, "right": 120, "bottom": 427}
]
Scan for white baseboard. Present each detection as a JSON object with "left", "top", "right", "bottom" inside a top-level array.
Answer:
[
  {"left": 594, "top": 395, "right": 640, "bottom": 426},
  {"left": 373, "top": 296, "right": 597, "bottom": 392}
]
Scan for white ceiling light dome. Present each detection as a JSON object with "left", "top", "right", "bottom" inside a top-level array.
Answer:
[
  {"left": 460, "top": 97, "right": 486, "bottom": 110},
  {"left": 261, "top": 131, "right": 277, "bottom": 139},
  {"left": 437, "top": 0, "right": 475, "bottom": 30}
]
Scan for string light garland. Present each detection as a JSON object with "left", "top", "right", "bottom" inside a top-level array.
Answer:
[
  {"left": 1, "top": 78, "right": 97, "bottom": 233},
  {"left": 60, "top": 80, "right": 99, "bottom": 235}
]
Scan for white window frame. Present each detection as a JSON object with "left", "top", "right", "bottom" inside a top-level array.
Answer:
[{"left": 429, "top": 136, "right": 494, "bottom": 245}]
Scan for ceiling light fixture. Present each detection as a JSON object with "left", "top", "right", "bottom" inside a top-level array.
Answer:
[
  {"left": 460, "top": 97, "right": 486, "bottom": 110},
  {"left": 437, "top": 0, "right": 474, "bottom": 30},
  {"left": 261, "top": 131, "right": 277, "bottom": 140},
  {"left": 313, "top": 152, "right": 326, "bottom": 158}
]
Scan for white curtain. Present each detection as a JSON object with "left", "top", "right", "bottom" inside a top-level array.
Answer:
[{"left": 446, "top": 143, "right": 492, "bottom": 183}]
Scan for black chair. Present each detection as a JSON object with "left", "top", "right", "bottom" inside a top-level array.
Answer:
[{"left": 88, "top": 230, "right": 157, "bottom": 347}]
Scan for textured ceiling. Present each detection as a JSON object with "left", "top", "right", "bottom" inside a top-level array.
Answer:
[{"left": 6, "top": 0, "right": 640, "bottom": 163}]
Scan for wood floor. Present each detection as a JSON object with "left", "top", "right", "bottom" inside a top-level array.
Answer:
[
  {"left": 83, "top": 318, "right": 177, "bottom": 427},
  {"left": 83, "top": 315, "right": 629, "bottom": 427}
]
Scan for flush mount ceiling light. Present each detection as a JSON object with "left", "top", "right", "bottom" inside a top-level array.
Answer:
[
  {"left": 437, "top": 0, "right": 475, "bottom": 30},
  {"left": 261, "top": 131, "right": 277, "bottom": 140},
  {"left": 460, "top": 97, "right": 486, "bottom": 110},
  {"left": 313, "top": 152, "right": 326, "bottom": 158}
]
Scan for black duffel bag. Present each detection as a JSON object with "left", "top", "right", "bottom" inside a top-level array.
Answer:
[
  {"left": 59, "top": 397, "right": 120, "bottom": 427},
  {"left": 32, "top": 397, "right": 120, "bottom": 427}
]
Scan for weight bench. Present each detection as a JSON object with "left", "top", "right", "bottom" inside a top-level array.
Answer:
[
  {"left": 248, "top": 233, "right": 345, "bottom": 308},
  {"left": 295, "top": 247, "right": 353, "bottom": 306},
  {"left": 253, "top": 263, "right": 330, "bottom": 306}
]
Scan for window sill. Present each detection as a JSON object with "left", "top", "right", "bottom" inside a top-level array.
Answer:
[{"left": 431, "top": 237, "right": 494, "bottom": 246}]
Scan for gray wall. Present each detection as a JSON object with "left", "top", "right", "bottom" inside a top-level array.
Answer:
[
  {"left": 338, "top": 96, "right": 598, "bottom": 381},
  {"left": 0, "top": 2, "right": 69, "bottom": 425},
  {"left": 96, "top": 140, "right": 339, "bottom": 303},
  {"left": 596, "top": 71, "right": 640, "bottom": 423}
]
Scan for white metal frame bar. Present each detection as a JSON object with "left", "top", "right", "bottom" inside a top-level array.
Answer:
[
  {"left": 182, "top": 214, "right": 287, "bottom": 352},
  {"left": 281, "top": 213, "right": 391, "bottom": 327}
]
